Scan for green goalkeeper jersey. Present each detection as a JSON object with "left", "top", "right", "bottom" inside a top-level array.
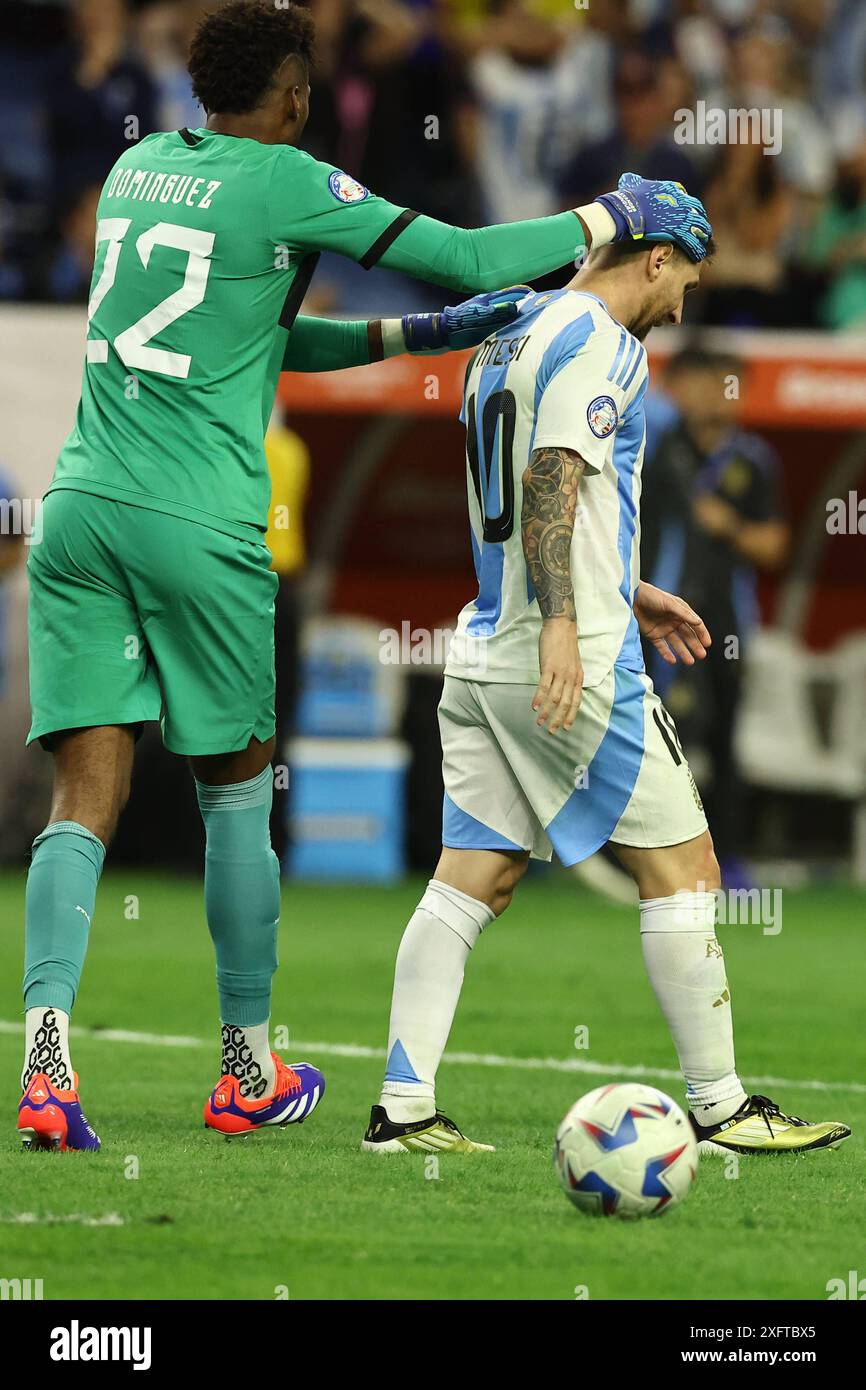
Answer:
[{"left": 51, "top": 127, "right": 587, "bottom": 542}]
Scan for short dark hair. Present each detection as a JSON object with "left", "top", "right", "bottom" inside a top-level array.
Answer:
[
  {"left": 188, "top": 0, "right": 316, "bottom": 116},
  {"left": 664, "top": 342, "right": 742, "bottom": 381},
  {"left": 595, "top": 235, "right": 716, "bottom": 266}
]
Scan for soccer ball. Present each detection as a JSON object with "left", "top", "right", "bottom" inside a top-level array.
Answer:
[{"left": 553, "top": 1082, "right": 698, "bottom": 1220}]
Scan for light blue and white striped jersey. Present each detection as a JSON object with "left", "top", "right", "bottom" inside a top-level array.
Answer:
[{"left": 446, "top": 289, "right": 649, "bottom": 689}]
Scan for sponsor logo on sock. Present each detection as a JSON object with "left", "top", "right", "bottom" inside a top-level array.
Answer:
[{"left": 74, "top": 906, "right": 91, "bottom": 926}]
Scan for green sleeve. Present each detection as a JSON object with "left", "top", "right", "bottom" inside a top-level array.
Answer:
[
  {"left": 270, "top": 148, "right": 586, "bottom": 290},
  {"left": 376, "top": 211, "right": 586, "bottom": 292},
  {"left": 281, "top": 316, "right": 371, "bottom": 373},
  {"left": 270, "top": 148, "right": 410, "bottom": 260}
]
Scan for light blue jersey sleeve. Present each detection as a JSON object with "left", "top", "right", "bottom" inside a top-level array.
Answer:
[{"left": 533, "top": 318, "right": 647, "bottom": 474}]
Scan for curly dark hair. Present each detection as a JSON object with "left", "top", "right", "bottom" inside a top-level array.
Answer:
[{"left": 188, "top": 0, "right": 316, "bottom": 115}]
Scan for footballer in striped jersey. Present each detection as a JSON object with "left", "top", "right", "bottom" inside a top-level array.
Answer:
[{"left": 365, "top": 188, "right": 850, "bottom": 1158}]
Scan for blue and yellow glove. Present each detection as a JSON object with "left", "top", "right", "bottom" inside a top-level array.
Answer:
[
  {"left": 402, "top": 287, "right": 530, "bottom": 353},
  {"left": 595, "top": 173, "right": 713, "bottom": 263}
]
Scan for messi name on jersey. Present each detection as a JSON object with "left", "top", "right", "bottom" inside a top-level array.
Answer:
[{"left": 473, "top": 333, "right": 532, "bottom": 369}]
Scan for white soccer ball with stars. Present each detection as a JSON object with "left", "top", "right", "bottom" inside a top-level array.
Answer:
[{"left": 553, "top": 1083, "right": 698, "bottom": 1220}]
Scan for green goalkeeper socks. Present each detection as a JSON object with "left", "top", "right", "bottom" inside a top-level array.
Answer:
[
  {"left": 23, "top": 821, "right": 106, "bottom": 1015},
  {"left": 23, "top": 774, "right": 280, "bottom": 1073},
  {"left": 196, "top": 767, "right": 280, "bottom": 1029}
]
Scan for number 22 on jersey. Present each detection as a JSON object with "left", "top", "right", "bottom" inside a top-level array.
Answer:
[{"left": 86, "top": 218, "right": 215, "bottom": 379}]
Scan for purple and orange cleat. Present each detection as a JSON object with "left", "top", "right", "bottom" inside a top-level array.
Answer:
[
  {"left": 204, "top": 1052, "right": 325, "bottom": 1136},
  {"left": 18, "top": 1073, "right": 101, "bottom": 1152}
]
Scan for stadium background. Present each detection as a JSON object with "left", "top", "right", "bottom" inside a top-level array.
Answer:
[{"left": 0, "top": 0, "right": 865, "bottom": 1303}]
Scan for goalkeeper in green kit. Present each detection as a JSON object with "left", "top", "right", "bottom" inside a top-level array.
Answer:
[{"left": 18, "top": 0, "right": 659, "bottom": 1151}]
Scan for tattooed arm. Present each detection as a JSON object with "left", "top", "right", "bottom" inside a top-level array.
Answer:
[{"left": 521, "top": 445, "right": 586, "bottom": 734}]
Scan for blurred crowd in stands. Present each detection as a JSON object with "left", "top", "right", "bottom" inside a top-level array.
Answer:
[{"left": 2, "top": 0, "right": 866, "bottom": 328}]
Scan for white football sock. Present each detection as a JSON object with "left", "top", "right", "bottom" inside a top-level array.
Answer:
[
  {"left": 22, "top": 1006, "right": 74, "bottom": 1090},
  {"left": 220, "top": 1020, "right": 276, "bottom": 1098},
  {"left": 640, "top": 893, "right": 747, "bottom": 1125},
  {"left": 380, "top": 879, "right": 494, "bottom": 1123}
]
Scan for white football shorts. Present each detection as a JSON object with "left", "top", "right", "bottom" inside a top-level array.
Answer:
[{"left": 439, "top": 666, "right": 707, "bottom": 867}]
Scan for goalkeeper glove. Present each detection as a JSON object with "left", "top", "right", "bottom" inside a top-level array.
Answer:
[
  {"left": 594, "top": 173, "right": 713, "bottom": 263},
  {"left": 400, "top": 287, "right": 530, "bottom": 354}
]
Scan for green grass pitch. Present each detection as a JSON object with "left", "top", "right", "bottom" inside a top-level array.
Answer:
[{"left": 0, "top": 870, "right": 863, "bottom": 1301}]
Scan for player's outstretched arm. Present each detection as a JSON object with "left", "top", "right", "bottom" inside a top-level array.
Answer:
[
  {"left": 280, "top": 290, "right": 527, "bottom": 373},
  {"left": 374, "top": 205, "right": 617, "bottom": 293},
  {"left": 521, "top": 445, "right": 587, "bottom": 736},
  {"left": 277, "top": 150, "right": 636, "bottom": 296},
  {"left": 280, "top": 315, "right": 374, "bottom": 373},
  {"left": 371, "top": 172, "right": 713, "bottom": 290}
]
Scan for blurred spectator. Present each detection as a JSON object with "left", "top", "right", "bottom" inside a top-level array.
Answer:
[
  {"left": 46, "top": 183, "right": 99, "bottom": 302},
  {"left": 787, "top": 0, "right": 865, "bottom": 130},
  {"left": 134, "top": 0, "right": 203, "bottom": 134},
  {"left": 701, "top": 139, "right": 795, "bottom": 327},
  {"left": 731, "top": 19, "right": 833, "bottom": 200},
  {"left": 558, "top": 49, "right": 702, "bottom": 211},
  {"left": 0, "top": 467, "right": 25, "bottom": 698},
  {"left": 0, "top": 0, "right": 864, "bottom": 332},
  {"left": 641, "top": 347, "right": 789, "bottom": 887},
  {"left": 301, "top": 0, "right": 481, "bottom": 312},
  {"left": 265, "top": 414, "right": 311, "bottom": 863},
  {"left": 304, "top": 0, "right": 476, "bottom": 223},
  {"left": 818, "top": 0, "right": 866, "bottom": 166},
  {"left": 44, "top": 0, "right": 157, "bottom": 214},
  {"left": 807, "top": 133, "right": 866, "bottom": 331},
  {"left": 0, "top": 177, "right": 28, "bottom": 299},
  {"left": 643, "top": 383, "right": 682, "bottom": 465},
  {"left": 454, "top": 0, "right": 615, "bottom": 222},
  {"left": 672, "top": 1, "right": 731, "bottom": 119}
]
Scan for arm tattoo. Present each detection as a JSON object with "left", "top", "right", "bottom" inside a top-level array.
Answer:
[{"left": 521, "top": 446, "right": 585, "bottom": 620}]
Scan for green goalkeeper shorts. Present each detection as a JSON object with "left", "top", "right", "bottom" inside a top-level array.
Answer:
[{"left": 27, "top": 489, "right": 278, "bottom": 756}]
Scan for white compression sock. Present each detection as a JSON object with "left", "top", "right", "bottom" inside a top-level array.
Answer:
[
  {"left": 380, "top": 879, "right": 494, "bottom": 1122},
  {"left": 22, "top": 1006, "right": 74, "bottom": 1090},
  {"left": 220, "top": 1020, "right": 276, "bottom": 1098},
  {"left": 640, "top": 893, "right": 747, "bottom": 1126}
]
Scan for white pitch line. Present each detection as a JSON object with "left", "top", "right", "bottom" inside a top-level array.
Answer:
[
  {"left": 0, "top": 1212, "right": 124, "bottom": 1227},
  {"left": 1, "top": 1020, "right": 864, "bottom": 1095}
]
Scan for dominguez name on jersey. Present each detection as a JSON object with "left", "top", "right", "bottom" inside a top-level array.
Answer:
[{"left": 104, "top": 167, "right": 223, "bottom": 210}]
